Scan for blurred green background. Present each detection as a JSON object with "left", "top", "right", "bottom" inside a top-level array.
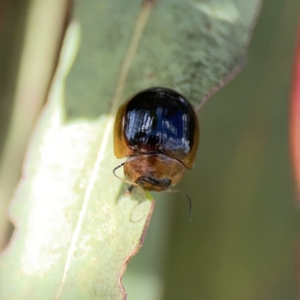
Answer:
[
  {"left": 0, "top": 0, "right": 300, "bottom": 299},
  {"left": 124, "top": 1, "right": 300, "bottom": 300}
]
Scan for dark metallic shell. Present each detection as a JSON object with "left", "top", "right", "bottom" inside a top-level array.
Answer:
[{"left": 114, "top": 87, "right": 200, "bottom": 169}]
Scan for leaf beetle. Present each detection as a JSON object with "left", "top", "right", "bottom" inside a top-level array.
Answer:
[{"left": 113, "top": 87, "right": 199, "bottom": 219}]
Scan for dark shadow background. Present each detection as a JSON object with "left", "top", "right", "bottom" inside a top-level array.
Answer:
[{"left": 163, "top": 1, "right": 300, "bottom": 299}]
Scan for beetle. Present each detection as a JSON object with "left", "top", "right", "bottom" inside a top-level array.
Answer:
[{"left": 113, "top": 87, "right": 199, "bottom": 201}]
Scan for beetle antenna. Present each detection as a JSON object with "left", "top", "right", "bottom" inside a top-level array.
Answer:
[
  {"left": 164, "top": 189, "right": 193, "bottom": 222},
  {"left": 113, "top": 163, "right": 125, "bottom": 180},
  {"left": 113, "top": 163, "right": 139, "bottom": 187}
]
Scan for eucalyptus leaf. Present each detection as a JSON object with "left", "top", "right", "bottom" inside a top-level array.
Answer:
[{"left": 0, "top": 0, "right": 262, "bottom": 299}]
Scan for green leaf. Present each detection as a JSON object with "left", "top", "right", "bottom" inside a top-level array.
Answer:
[
  {"left": 0, "top": 0, "right": 262, "bottom": 299},
  {"left": 0, "top": 21, "right": 154, "bottom": 300},
  {"left": 64, "top": 0, "right": 261, "bottom": 116}
]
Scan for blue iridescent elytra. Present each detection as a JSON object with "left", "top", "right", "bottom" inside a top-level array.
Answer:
[
  {"left": 114, "top": 87, "right": 199, "bottom": 193},
  {"left": 122, "top": 87, "right": 198, "bottom": 167}
]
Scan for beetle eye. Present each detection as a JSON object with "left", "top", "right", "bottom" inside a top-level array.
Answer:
[{"left": 137, "top": 176, "right": 171, "bottom": 188}]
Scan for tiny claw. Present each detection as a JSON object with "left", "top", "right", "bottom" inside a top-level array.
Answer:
[{"left": 125, "top": 185, "right": 135, "bottom": 196}]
